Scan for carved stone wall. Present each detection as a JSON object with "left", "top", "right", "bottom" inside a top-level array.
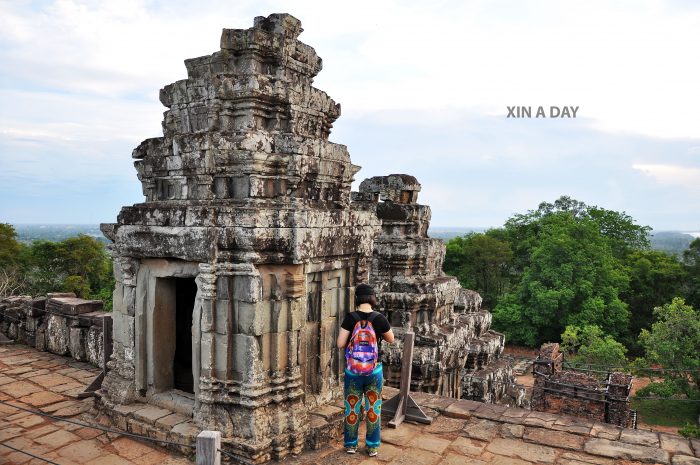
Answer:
[{"left": 99, "top": 13, "right": 380, "bottom": 463}]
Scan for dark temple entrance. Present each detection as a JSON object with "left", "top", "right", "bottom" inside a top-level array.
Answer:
[{"left": 173, "top": 277, "right": 196, "bottom": 393}]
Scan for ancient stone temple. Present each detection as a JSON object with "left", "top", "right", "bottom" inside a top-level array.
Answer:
[
  {"left": 352, "top": 175, "right": 519, "bottom": 404},
  {"left": 99, "top": 13, "right": 516, "bottom": 463}
]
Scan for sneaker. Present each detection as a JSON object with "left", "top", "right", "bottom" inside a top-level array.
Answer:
[
  {"left": 345, "top": 446, "right": 357, "bottom": 454},
  {"left": 368, "top": 448, "right": 378, "bottom": 457}
]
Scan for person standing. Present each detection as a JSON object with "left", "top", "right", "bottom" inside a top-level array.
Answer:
[{"left": 337, "top": 283, "right": 394, "bottom": 457}]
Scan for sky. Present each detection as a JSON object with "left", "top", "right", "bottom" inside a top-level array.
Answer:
[{"left": 1, "top": 0, "right": 699, "bottom": 230}]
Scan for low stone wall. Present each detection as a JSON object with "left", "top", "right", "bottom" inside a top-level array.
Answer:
[{"left": 0, "top": 293, "right": 110, "bottom": 369}]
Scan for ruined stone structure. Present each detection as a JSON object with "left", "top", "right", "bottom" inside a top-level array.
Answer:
[
  {"left": 532, "top": 343, "right": 635, "bottom": 428},
  {"left": 98, "top": 13, "right": 517, "bottom": 463},
  {"left": 352, "top": 175, "right": 520, "bottom": 405},
  {"left": 0, "top": 293, "right": 109, "bottom": 368}
]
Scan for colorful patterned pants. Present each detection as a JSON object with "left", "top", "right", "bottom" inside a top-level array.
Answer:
[{"left": 343, "top": 364, "right": 383, "bottom": 449}]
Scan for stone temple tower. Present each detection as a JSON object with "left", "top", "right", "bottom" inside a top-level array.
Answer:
[
  {"left": 353, "top": 176, "right": 518, "bottom": 403},
  {"left": 101, "top": 13, "right": 380, "bottom": 462},
  {"left": 101, "top": 13, "right": 518, "bottom": 463}
]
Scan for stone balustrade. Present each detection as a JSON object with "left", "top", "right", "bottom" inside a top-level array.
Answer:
[{"left": 0, "top": 293, "right": 110, "bottom": 369}]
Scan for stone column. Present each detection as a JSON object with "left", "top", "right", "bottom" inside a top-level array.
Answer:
[{"left": 104, "top": 256, "right": 139, "bottom": 404}]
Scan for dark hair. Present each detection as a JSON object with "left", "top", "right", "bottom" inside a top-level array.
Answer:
[{"left": 355, "top": 293, "right": 378, "bottom": 308}]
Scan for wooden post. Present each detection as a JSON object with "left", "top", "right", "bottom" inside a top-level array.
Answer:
[
  {"left": 197, "top": 430, "right": 221, "bottom": 465},
  {"left": 381, "top": 331, "right": 432, "bottom": 427}
]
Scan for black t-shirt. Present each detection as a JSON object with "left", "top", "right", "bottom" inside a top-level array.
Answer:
[{"left": 341, "top": 310, "right": 391, "bottom": 336}]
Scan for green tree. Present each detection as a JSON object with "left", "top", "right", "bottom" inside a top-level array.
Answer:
[
  {"left": 504, "top": 196, "right": 650, "bottom": 268},
  {"left": 561, "top": 324, "right": 628, "bottom": 368},
  {"left": 493, "top": 212, "right": 630, "bottom": 346},
  {"left": 0, "top": 223, "right": 27, "bottom": 296},
  {"left": 682, "top": 238, "right": 700, "bottom": 310},
  {"left": 638, "top": 298, "right": 700, "bottom": 392},
  {"left": 622, "top": 250, "right": 686, "bottom": 353},
  {"left": 23, "top": 235, "right": 113, "bottom": 304},
  {"left": 0, "top": 223, "right": 22, "bottom": 268},
  {"left": 444, "top": 231, "right": 512, "bottom": 309}
]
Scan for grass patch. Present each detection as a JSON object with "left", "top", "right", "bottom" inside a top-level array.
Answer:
[{"left": 631, "top": 398, "right": 700, "bottom": 427}]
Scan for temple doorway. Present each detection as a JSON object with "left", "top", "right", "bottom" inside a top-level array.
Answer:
[
  {"left": 152, "top": 275, "right": 196, "bottom": 394},
  {"left": 174, "top": 277, "right": 196, "bottom": 393}
]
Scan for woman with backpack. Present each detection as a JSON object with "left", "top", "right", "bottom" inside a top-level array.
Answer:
[{"left": 336, "top": 283, "right": 394, "bottom": 457}]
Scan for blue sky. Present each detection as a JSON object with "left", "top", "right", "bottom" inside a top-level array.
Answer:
[{"left": 1, "top": 0, "right": 699, "bottom": 230}]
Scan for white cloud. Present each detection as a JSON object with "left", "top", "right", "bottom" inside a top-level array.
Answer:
[
  {"left": 2, "top": 0, "right": 700, "bottom": 138},
  {"left": 633, "top": 163, "right": 700, "bottom": 191},
  {"left": 2, "top": 0, "right": 700, "bottom": 228}
]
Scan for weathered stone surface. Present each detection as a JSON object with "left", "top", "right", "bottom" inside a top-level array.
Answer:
[
  {"left": 462, "top": 418, "right": 500, "bottom": 441},
  {"left": 672, "top": 456, "right": 700, "bottom": 465},
  {"left": 499, "top": 423, "right": 524, "bottom": 439},
  {"left": 523, "top": 427, "right": 585, "bottom": 450},
  {"left": 486, "top": 438, "right": 558, "bottom": 463},
  {"left": 660, "top": 433, "right": 693, "bottom": 455},
  {"left": 619, "top": 429, "right": 660, "bottom": 447},
  {"left": 584, "top": 438, "right": 670, "bottom": 464},
  {"left": 47, "top": 297, "right": 103, "bottom": 315}
]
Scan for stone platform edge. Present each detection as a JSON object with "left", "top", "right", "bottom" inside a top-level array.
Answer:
[{"left": 394, "top": 387, "right": 700, "bottom": 465}]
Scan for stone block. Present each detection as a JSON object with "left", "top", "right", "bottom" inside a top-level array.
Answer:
[
  {"left": 233, "top": 273, "right": 262, "bottom": 303},
  {"left": 49, "top": 297, "right": 103, "bottom": 315},
  {"left": 672, "top": 456, "right": 700, "bottom": 465},
  {"left": 619, "top": 428, "right": 660, "bottom": 447},
  {"left": 380, "top": 422, "right": 420, "bottom": 446},
  {"left": 407, "top": 434, "right": 451, "bottom": 454},
  {"left": 660, "top": 433, "right": 693, "bottom": 455},
  {"left": 584, "top": 438, "right": 669, "bottom": 464},
  {"left": 201, "top": 299, "right": 215, "bottom": 332},
  {"left": 444, "top": 399, "right": 480, "bottom": 419},
  {"left": 214, "top": 298, "right": 231, "bottom": 334},
  {"left": 46, "top": 315, "right": 70, "bottom": 356},
  {"left": 448, "top": 436, "right": 487, "bottom": 456},
  {"left": 237, "top": 301, "right": 270, "bottom": 336},
  {"left": 523, "top": 427, "right": 585, "bottom": 450},
  {"left": 123, "top": 285, "right": 136, "bottom": 316},
  {"left": 231, "top": 333, "right": 261, "bottom": 380},
  {"left": 69, "top": 327, "right": 87, "bottom": 361},
  {"left": 111, "top": 311, "right": 134, "bottom": 347},
  {"left": 500, "top": 423, "right": 524, "bottom": 438},
  {"left": 289, "top": 299, "right": 304, "bottom": 331},
  {"left": 590, "top": 421, "right": 621, "bottom": 441},
  {"left": 463, "top": 418, "right": 500, "bottom": 442},
  {"left": 486, "top": 438, "right": 557, "bottom": 464},
  {"left": 133, "top": 406, "right": 172, "bottom": 425},
  {"left": 86, "top": 326, "right": 104, "bottom": 367}
]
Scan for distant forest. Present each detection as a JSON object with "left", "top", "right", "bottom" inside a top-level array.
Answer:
[
  {"left": 11, "top": 224, "right": 698, "bottom": 256},
  {"left": 13, "top": 224, "right": 109, "bottom": 244},
  {"left": 432, "top": 227, "right": 696, "bottom": 257}
]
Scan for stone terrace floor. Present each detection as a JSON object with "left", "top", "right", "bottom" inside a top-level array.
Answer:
[
  {"left": 1, "top": 343, "right": 700, "bottom": 465},
  {"left": 0, "top": 343, "right": 191, "bottom": 465}
]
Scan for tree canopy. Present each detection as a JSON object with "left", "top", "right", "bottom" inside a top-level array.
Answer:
[
  {"left": 0, "top": 230, "right": 114, "bottom": 309},
  {"left": 443, "top": 231, "right": 512, "bottom": 309},
  {"left": 638, "top": 298, "right": 700, "bottom": 392},
  {"left": 561, "top": 324, "right": 628, "bottom": 368},
  {"left": 492, "top": 210, "right": 631, "bottom": 346}
]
